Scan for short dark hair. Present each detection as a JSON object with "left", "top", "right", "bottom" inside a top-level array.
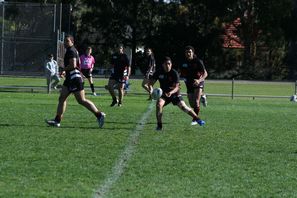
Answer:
[
  {"left": 65, "top": 35, "right": 74, "bottom": 43},
  {"left": 185, "top": 45, "right": 195, "bottom": 52},
  {"left": 48, "top": 54, "right": 54, "bottom": 58},
  {"left": 163, "top": 56, "right": 172, "bottom": 63}
]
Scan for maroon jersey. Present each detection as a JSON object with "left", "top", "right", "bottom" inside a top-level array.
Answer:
[{"left": 180, "top": 57, "right": 206, "bottom": 81}]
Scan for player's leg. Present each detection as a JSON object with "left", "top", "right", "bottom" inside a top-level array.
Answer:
[
  {"left": 88, "top": 74, "right": 96, "bottom": 95},
  {"left": 193, "top": 87, "right": 203, "bottom": 115},
  {"left": 118, "top": 82, "right": 125, "bottom": 106},
  {"left": 46, "top": 75, "right": 51, "bottom": 94},
  {"left": 73, "top": 89, "right": 106, "bottom": 128},
  {"left": 51, "top": 75, "right": 60, "bottom": 89},
  {"left": 46, "top": 85, "right": 70, "bottom": 127},
  {"left": 156, "top": 98, "right": 166, "bottom": 130},
  {"left": 107, "top": 78, "right": 118, "bottom": 106},
  {"left": 142, "top": 78, "right": 153, "bottom": 100},
  {"left": 56, "top": 86, "right": 71, "bottom": 118},
  {"left": 177, "top": 100, "right": 205, "bottom": 126},
  {"left": 142, "top": 78, "right": 150, "bottom": 92}
]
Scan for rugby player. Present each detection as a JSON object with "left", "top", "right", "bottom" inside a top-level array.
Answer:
[
  {"left": 45, "top": 35, "right": 105, "bottom": 128},
  {"left": 107, "top": 45, "right": 131, "bottom": 107},
  {"left": 150, "top": 56, "right": 205, "bottom": 131}
]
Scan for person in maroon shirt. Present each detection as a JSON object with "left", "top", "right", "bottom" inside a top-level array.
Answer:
[
  {"left": 180, "top": 46, "right": 208, "bottom": 125},
  {"left": 150, "top": 56, "right": 205, "bottom": 131}
]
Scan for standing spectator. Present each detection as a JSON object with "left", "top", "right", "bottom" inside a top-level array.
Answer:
[
  {"left": 45, "top": 35, "right": 105, "bottom": 128},
  {"left": 141, "top": 47, "right": 156, "bottom": 100},
  {"left": 149, "top": 56, "right": 205, "bottom": 131},
  {"left": 44, "top": 54, "right": 60, "bottom": 94},
  {"left": 107, "top": 44, "right": 131, "bottom": 107},
  {"left": 80, "top": 46, "right": 97, "bottom": 96},
  {"left": 180, "top": 46, "right": 208, "bottom": 125}
]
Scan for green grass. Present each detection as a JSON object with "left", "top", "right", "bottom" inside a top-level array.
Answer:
[{"left": 1, "top": 77, "right": 297, "bottom": 197}]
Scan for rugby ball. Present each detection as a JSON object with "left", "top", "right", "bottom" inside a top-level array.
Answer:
[{"left": 152, "top": 88, "right": 163, "bottom": 100}]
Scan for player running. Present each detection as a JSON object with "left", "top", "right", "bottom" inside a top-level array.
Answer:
[
  {"left": 180, "top": 46, "right": 208, "bottom": 125},
  {"left": 45, "top": 35, "right": 105, "bottom": 128},
  {"left": 149, "top": 56, "right": 205, "bottom": 131},
  {"left": 141, "top": 47, "right": 156, "bottom": 100}
]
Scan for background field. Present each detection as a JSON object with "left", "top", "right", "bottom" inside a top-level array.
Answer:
[{"left": 1, "top": 77, "right": 297, "bottom": 197}]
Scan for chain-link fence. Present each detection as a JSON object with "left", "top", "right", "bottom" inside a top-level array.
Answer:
[{"left": 0, "top": 2, "right": 66, "bottom": 76}]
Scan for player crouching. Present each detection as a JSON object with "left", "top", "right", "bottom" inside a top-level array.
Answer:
[{"left": 149, "top": 56, "right": 205, "bottom": 131}]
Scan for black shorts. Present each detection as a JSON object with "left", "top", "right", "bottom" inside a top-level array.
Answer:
[
  {"left": 161, "top": 94, "right": 183, "bottom": 106},
  {"left": 110, "top": 73, "right": 126, "bottom": 83},
  {"left": 63, "top": 77, "right": 84, "bottom": 93},
  {"left": 185, "top": 81, "right": 205, "bottom": 94},
  {"left": 81, "top": 69, "right": 92, "bottom": 78}
]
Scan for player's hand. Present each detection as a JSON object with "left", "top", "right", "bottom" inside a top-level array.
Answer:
[
  {"left": 60, "top": 71, "right": 66, "bottom": 78},
  {"left": 193, "top": 79, "right": 200, "bottom": 87},
  {"left": 165, "top": 92, "right": 171, "bottom": 97}
]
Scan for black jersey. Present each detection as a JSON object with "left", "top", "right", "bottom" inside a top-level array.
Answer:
[
  {"left": 64, "top": 46, "right": 79, "bottom": 69},
  {"left": 152, "top": 68, "right": 180, "bottom": 93},
  {"left": 180, "top": 57, "right": 206, "bottom": 81},
  {"left": 111, "top": 52, "right": 130, "bottom": 76},
  {"left": 144, "top": 54, "right": 156, "bottom": 76},
  {"left": 64, "top": 46, "right": 82, "bottom": 82}
]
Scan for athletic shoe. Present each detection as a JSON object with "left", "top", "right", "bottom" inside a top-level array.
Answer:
[
  {"left": 110, "top": 99, "right": 118, "bottom": 107},
  {"left": 45, "top": 119, "right": 60, "bottom": 127},
  {"left": 201, "top": 94, "right": 207, "bottom": 107},
  {"left": 191, "top": 119, "right": 206, "bottom": 126},
  {"left": 118, "top": 102, "right": 122, "bottom": 107},
  {"left": 191, "top": 120, "right": 198, "bottom": 126},
  {"left": 92, "top": 92, "right": 97, "bottom": 96},
  {"left": 97, "top": 112, "right": 106, "bottom": 128},
  {"left": 197, "top": 119, "right": 205, "bottom": 126},
  {"left": 156, "top": 126, "right": 162, "bottom": 131}
]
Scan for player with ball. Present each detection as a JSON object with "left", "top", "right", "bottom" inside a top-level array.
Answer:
[{"left": 149, "top": 56, "right": 205, "bottom": 131}]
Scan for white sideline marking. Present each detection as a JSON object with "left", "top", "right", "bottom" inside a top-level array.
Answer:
[{"left": 94, "top": 102, "right": 154, "bottom": 198}]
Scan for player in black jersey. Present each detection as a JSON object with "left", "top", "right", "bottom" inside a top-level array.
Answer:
[
  {"left": 180, "top": 46, "right": 208, "bottom": 125},
  {"left": 150, "top": 57, "right": 205, "bottom": 131},
  {"left": 141, "top": 47, "right": 156, "bottom": 100},
  {"left": 45, "top": 35, "right": 105, "bottom": 128},
  {"left": 107, "top": 45, "right": 131, "bottom": 107}
]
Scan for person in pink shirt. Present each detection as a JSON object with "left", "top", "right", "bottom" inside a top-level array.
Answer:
[{"left": 80, "top": 46, "right": 97, "bottom": 96}]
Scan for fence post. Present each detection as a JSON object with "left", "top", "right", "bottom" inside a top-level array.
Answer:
[
  {"left": 231, "top": 78, "right": 234, "bottom": 99},
  {"left": 1, "top": 3, "right": 5, "bottom": 75}
]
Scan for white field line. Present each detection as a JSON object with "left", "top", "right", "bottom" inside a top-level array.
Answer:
[{"left": 93, "top": 102, "right": 155, "bottom": 198}]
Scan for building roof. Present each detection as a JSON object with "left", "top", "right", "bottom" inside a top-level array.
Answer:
[{"left": 222, "top": 18, "right": 244, "bottom": 49}]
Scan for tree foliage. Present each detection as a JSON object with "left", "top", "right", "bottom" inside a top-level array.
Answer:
[{"left": 7, "top": 0, "right": 296, "bottom": 79}]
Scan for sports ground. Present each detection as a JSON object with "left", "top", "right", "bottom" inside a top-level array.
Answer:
[{"left": 1, "top": 77, "right": 297, "bottom": 197}]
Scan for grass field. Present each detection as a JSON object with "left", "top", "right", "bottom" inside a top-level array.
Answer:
[{"left": 1, "top": 77, "right": 297, "bottom": 197}]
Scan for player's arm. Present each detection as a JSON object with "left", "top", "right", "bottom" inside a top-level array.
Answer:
[
  {"left": 64, "top": 57, "right": 77, "bottom": 71},
  {"left": 194, "top": 69, "right": 208, "bottom": 85},
  {"left": 92, "top": 56, "right": 95, "bottom": 71}
]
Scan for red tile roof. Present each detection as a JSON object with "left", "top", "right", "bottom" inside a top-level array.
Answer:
[{"left": 222, "top": 18, "right": 245, "bottom": 49}]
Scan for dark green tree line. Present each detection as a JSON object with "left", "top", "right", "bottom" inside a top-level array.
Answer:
[{"left": 6, "top": 0, "right": 296, "bottom": 79}]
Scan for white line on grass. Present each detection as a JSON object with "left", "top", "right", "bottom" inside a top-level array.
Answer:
[{"left": 94, "top": 102, "right": 155, "bottom": 198}]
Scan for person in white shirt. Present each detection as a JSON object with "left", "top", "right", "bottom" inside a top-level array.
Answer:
[{"left": 44, "top": 54, "right": 60, "bottom": 93}]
